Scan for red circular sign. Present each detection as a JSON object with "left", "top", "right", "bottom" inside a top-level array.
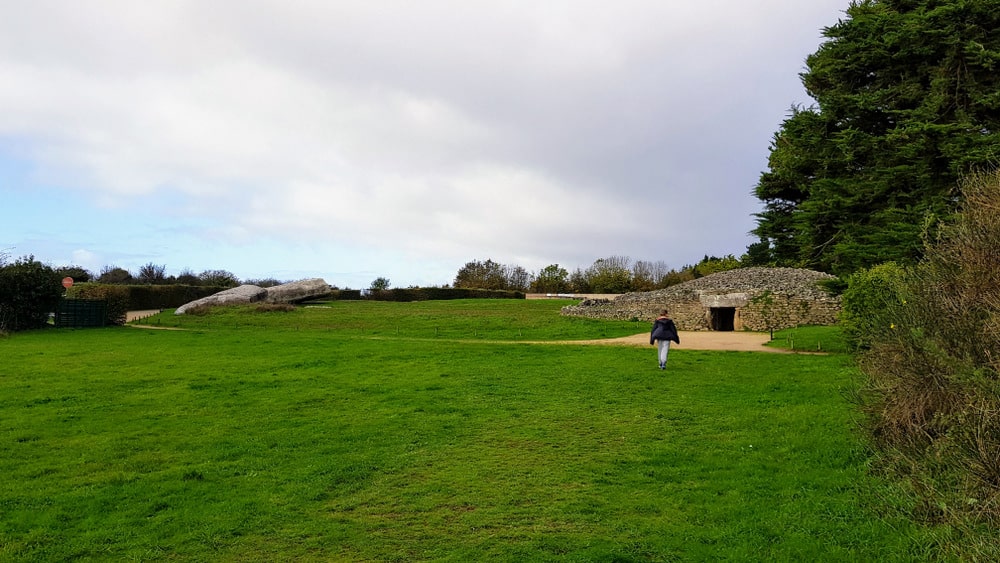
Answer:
[{"left": 62, "top": 277, "right": 74, "bottom": 289}]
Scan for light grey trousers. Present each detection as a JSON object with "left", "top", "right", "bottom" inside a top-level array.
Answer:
[{"left": 657, "top": 340, "right": 671, "bottom": 366}]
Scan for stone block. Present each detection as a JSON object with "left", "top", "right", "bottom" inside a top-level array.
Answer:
[
  {"left": 264, "top": 278, "right": 331, "bottom": 303},
  {"left": 175, "top": 285, "right": 268, "bottom": 315}
]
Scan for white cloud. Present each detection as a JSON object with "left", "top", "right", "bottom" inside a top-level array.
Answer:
[
  {"left": 0, "top": 0, "right": 849, "bottom": 284},
  {"left": 70, "top": 249, "right": 101, "bottom": 273}
]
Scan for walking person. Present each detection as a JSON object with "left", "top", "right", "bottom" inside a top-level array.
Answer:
[{"left": 650, "top": 309, "right": 680, "bottom": 369}]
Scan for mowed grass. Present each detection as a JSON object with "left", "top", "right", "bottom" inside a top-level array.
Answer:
[
  {"left": 766, "top": 325, "right": 851, "bottom": 355},
  {"left": 1, "top": 300, "right": 932, "bottom": 561}
]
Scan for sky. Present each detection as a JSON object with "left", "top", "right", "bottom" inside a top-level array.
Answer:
[{"left": 1, "top": 0, "right": 850, "bottom": 289}]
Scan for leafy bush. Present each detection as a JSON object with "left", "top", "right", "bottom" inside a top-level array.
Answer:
[
  {"left": 55, "top": 265, "right": 93, "bottom": 283},
  {"left": 198, "top": 269, "right": 240, "bottom": 287},
  {"left": 0, "top": 256, "right": 63, "bottom": 332},
  {"left": 858, "top": 169, "right": 1000, "bottom": 529},
  {"left": 839, "top": 262, "right": 909, "bottom": 351},
  {"left": 97, "top": 266, "right": 133, "bottom": 284}
]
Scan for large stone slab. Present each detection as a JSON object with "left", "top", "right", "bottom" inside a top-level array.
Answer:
[
  {"left": 175, "top": 284, "right": 268, "bottom": 315},
  {"left": 264, "top": 278, "right": 331, "bottom": 303}
]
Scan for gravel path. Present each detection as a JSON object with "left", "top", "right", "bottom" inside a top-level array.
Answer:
[
  {"left": 126, "top": 310, "right": 162, "bottom": 322},
  {"left": 565, "top": 331, "right": 787, "bottom": 353}
]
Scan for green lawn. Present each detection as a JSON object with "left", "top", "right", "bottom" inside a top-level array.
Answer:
[
  {"left": 766, "top": 325, "right": 851, "bottom": 355},
  {"left": 1, "top": 300, "right": 933, "bottom": 561}
]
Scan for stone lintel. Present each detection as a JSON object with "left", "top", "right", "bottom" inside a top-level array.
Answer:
[{"left": 699, "top": 292, "right": 750, "bottom": 308}]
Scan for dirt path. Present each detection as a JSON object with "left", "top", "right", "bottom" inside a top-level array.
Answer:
[
  {"left": 127, "top": 310, "right": 161, "bottom": 322},
  {"left": 565, "top": 331, "right": 788, "bottom": 353}
]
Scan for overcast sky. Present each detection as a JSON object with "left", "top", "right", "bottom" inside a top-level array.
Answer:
[{"left": 2, "top": 0, "right": 848, "bottom": 288}]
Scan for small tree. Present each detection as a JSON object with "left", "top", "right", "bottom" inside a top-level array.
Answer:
[
  {"left": 136, "top": 263, "right": 167, "bottom": 285},
  {"left": 198, "top": 269, "right": 240, "bottom": 288},
  {"left": 55, "top": 265, "right": 93, "bottom": 283},
  {"left": 692, "top": 255, "right": 742, "bottom": 277},
  {"left": 504, "top": 265, "right": 531, "bottom": 292},
  {"left": 586, "top": 256, "right": 632, "bottom": 294},
  {"left": 568, "top": 268, "right": 591, "bottom": 293},
  {"left": 454, "top": 259, "right": 512, "bottom": 290},
  {"left": 369, "top": 277, "right": 390, "bottom": 291},
  {"left": 175, "top": 269, "right": 200, "bottom": 285},
  {"left": 531, "top": 264, "right": 569, "bottom": 293},
  {"left": 98, "top": 265, "right": 133, "bottom": 284}
]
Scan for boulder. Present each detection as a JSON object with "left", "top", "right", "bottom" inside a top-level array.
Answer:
[
  {"left": 175, "top": 285, "right": 268, "bottom": 315},
  {"left": 264, "top": 278, "right": 331, "bottom": 303}
]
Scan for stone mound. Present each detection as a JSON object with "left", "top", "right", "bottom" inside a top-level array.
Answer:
[
  {"left": 263, "top": 278, "right": 332, "bottom": 303},
  {"left": 615, "top": 267, "right": 836, "bottom": 303},
  {"left": 561, "top": 267, "right": 840, "bottom": 330}
]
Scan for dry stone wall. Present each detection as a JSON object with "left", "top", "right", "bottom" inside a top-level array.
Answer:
[{"left": 561, "top": 267, "right": 841, "bottom": 331}]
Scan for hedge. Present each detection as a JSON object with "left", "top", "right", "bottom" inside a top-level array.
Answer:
[
  {"left": 326, "top": 289, "right": 363, "bottom": 301},
  {"left": 0, "top": 256, "right": 63, "bottom": 332},
  {"left": 365, "top": 288, "right": 525, "bottom": 302},
  {"left": 120, "top": 284, "right": 233, "bottom": 309},
  {"left": 65, "top": 284, "right": 234, "bottom": 321}
]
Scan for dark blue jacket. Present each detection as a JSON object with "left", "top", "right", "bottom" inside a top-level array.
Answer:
[{"left": 650, "top": 317, "right": 680, "bottom": 345}]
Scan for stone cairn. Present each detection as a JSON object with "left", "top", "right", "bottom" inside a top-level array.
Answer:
[{"left": 561, "top": 267, "right": 841, "bottom": 331}]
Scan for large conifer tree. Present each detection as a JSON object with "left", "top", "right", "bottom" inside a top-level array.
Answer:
[{"left": 753, "top": 0, "right": 1000, "bottom": 275}]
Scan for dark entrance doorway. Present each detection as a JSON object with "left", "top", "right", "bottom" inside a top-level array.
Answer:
[{"left": 710, "top": 307, "right": 736, "bottom": 331}]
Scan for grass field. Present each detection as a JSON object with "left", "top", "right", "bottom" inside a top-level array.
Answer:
[{"left": 1, "top": 300, "right": 936, "bottom": 561}]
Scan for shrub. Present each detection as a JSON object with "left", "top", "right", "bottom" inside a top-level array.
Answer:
[
  {"left": 55, "top": 265, "right": 93, "bottom": 283},
  {"left": 198, "top": 269, "right": 240, "bottom": 288},
  {"left": 0, "top": 256, "right": 63, "bottom": 332},
  {"left": 97, "top": 266, "right": 133, "bottom": 284},
  {"left": 839, "top": 262, "right": 909, "bottom": 351},
  {"left": 858, "top": 169, "right": 1000, "bottom": 529}
]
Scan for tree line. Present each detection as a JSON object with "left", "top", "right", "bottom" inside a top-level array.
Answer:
[
  {"left": 3, "top": 253, "right": 748, "bottom": 304},
  {"left": 47, "top": 263, "right": 283, "bottom": 288},
  {"left": 450, "top": 255, "right": 743, "bottom": 294}
]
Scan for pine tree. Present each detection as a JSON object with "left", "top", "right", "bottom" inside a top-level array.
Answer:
[{"left": 753, "top": 0, "right": 1000, "bottom": 275}]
